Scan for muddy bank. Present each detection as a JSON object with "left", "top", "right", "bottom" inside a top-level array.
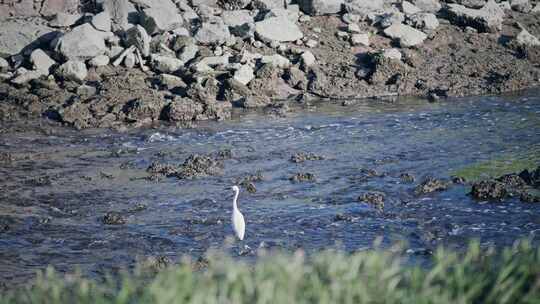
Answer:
[{"left": 0, "top": 0, "right": 539, "bottom": 129}]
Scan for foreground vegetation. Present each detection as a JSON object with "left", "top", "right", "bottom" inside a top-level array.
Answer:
[{"left": 1, "top": 241, "right": 539, "bottom": 304}]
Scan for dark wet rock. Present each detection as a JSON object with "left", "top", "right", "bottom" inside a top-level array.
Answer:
[
  {"left": 471, "top": 180, "right": 507, "bottom": 200},
  {"left": 290, "top": 172, "right": 316, "bottom": 183},
  {"left": 141, "top": 255, "right": 171, "bottom": 271},
  {"left": 214, "top": 149, "right": 233, "bottom": 160},
  {"left": 26, "top": 175, "right": 53, "bottom": 186},
  {"left": 496, "top": 173, "right": 527, "bottom": 189},
  {"left": 369, "top": 54, "right": 409, "bottom": 86},
  {"left": 518, "top": 167, "right": 540, "bottom": 187},
  {"left": 243, "top": 182, "right": 257, "bottom": 193},
  {"left": 520, "top": 191, "right": 540, "bottom": 203},
  {"left": 452, "top": 176, "right": 466, "bottom": 184},
  {"left": 123, "top": 98, "right": 165, "bottom": 123},
  {"left": 415, "top": 177, "right": 448, "bottom": 195},
  {"left": 0, "top": 152, "right": 14, "bottom": 163},
  {"left": 102, "top": 212, "right": 126, "bottom": 225},
  {"left": 399, "top": 173, "right": 415, "bottom": 183},
  {"left": 358, "top": 192, "right": 385, "bottom": 211},
  {"left": 147, "top": 154, "right": 224, "bottom": 179},
  {"left": 165, "top": 97, "right": 205, "bottom": 122},
  {"left": 238, "top": 171, "right": 264, "bottom": 193},
  {"left": 290, "top": 152, "right": 325, "bottom": 163}
]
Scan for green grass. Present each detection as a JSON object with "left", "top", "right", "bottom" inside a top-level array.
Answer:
[
  {"left": 1, "top": 240, "right": 539, "bottom": 304},
  {"left": 452, "top": 146, "right": 540, "bottom": 182}
]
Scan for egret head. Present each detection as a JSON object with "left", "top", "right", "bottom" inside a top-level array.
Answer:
[{"left": 231, "top": 185, "right": 240, "bottom": 192}]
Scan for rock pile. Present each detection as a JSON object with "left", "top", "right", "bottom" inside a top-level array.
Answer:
[{"left": 0, "top": 0, "right": 539, "bottom": 128}]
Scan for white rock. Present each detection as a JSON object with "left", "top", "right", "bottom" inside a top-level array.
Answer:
[
  {"left": 233, "top": 64, "right": 255, "bottom": 85},
  {"left": 264, "top": 8, "right": 299, "bottom": 22},
  {"left": 383, "top": 23, "right": 427, "bottom": 47},
  {"left": 88, "top": 55, "right": 110, "bottom": 67},
  {"left": 255, "top": 17, "right": 304, "bottom": 42},
  {"left": 305, "top": 39, "right": 318, "bottom": 48},
  {"left": 297, "top": 0, "right": 344, "bottom": 15},
  {"left": 11, "top": 69, "right": 43, "bottom": 85},
  {"left": 151, "top": 55, "right": 184, "bottom": 73},
  {"left": 178, "top": 44, "right": 199, "bottom": 63},
  {"left": 221, "top": 10, "right": 254, "bottom": 26},
  {"left": 445, "top": 0, "right": 504, "bottom": 33},
  {"left": 350, "top": 33, "right": 370, "bottom": 46},
  {"left": 195, "top": 22, "right": 231, "bottom": 45},
  {"left": 57, "top": 60, "right": 88, "bottom": 82},
  {"left": 532, "top": 3, "right": 540, "bottom": 12},
  {"left": 300, "top": 50, "right": 316, "bottom": 67},
  {"left": 516, "top": 27, "right": 540, "bottom": 46},
  {"left": 252, "top": 0, "right": 284, "bottom": 10},
  {"left": 344, "top": 0, "right": 384, "bottom": 17},
  {"left": 92, "top": 11, "right": 112, "bottom": 32},
  {"left": 342, "top": 13, "right": 361, "bottom": 24},
  {"left": 382, "top": 48, "right": 402, "bottom": 60},
  {"left": 124, "top": 52, "right": 136, "bottom": 68},
  {"left": 261, "top": 54, "right": 291, "bottom": 68},
  {"left": 49, "top": 13, "right": 81, "bottom": 27},
  {"left": 347, "top": 23, "right": 361, "bottom": 33},
  {"left": 510, "top": 0, "right": 532, "bottom": 13},
  {"left": 56, "top": 23, "right": 108, "bottom": 60},
  {"left": 199, "top": 54, "right": 230, "bottom": 66},
  {"left": 407, "top": 12, "right": 439, "bottom": 31},
  {"left": 125, "top": 25, "right": 151, "bottom": 57},
  {"left": 411, "top": 0, "right": 441, "bottom": 13},
  {"left": 141, "top": 7, "right": 184, "bottom": 35},
  {"left": 402, "top": 1, "right": 421, "bottom": 15},
  {"left": 30, "top": 49, "right": 56, "bottom": 73},
  {"left": 0, "top": 57, "right": 9, "bottom": 71}
]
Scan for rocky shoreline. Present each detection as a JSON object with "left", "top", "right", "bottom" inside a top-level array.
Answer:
[{"left": 0, "top": 0, "right": 539, "bottom": 129}]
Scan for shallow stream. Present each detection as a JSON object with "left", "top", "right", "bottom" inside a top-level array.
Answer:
[{"left": 1, "top": 90, "right": 540, "bottom": 286}]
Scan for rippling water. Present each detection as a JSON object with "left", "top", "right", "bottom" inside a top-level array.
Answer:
[{"left": 1, "top": 91, "right": 540, "bottom": 286}]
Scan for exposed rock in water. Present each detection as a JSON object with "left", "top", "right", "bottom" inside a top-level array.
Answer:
[
  {"left": 471, "top": 180, "right": 507, "bottom": 200},
  {"left": 290, "top": 172, "right": 316, "bottom": 183},
  {"left": 496, "top": 173, "right": 527, "bottom": 189},
  {"left": 147, "top": 154, "right": 224, "bottom": 180},
  {"left": 520, "top": 191, "right": 540, "bottom": 203},
  {"left": 400, "top": 173, "right": 415, "bottom": 183},
  {"left": 358, "top": 192, "right": 385, "bottom": 211},
  {"left": 290, "top": 152, "right": 325, "bottom": 163},
  {"left": 415, "top": 177, "right": 448, "bottom": 195},
  {"left": 103, "top": 212, "right": 126, "bottom": 225}
]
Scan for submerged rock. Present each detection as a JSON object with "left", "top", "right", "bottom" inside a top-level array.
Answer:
[
  {"left": 471, "top": 180, "right": 507, "bottom": 200},
  {"left": 103, "top": 212, "right": 126, "bottom": 225},
  {"left": 358, "top": 192, "right": 385, "bottom": 211},
  {"left": 290, "top": 172, "right": 316, "bottom": 183},
  {"left": 415, "top": 177, "right": 448, "bottom": 195},
  {"left": 290, "top": 152, "right": 325, "bottom": 163}
]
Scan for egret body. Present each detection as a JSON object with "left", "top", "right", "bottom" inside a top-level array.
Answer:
[{"left": 231, "top": 185, "right": 245, "bottom": 240}]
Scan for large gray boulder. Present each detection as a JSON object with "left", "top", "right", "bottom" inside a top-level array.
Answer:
[
  {"left": 406, "top": 12, "right": 439, "bottom": 31},
  {"left": 445, "top": 0, "right": 504, "bottom": 33},
  {"left": 56, "top": 60, "right": 88, "bottom": 82},
  {"left": 91, "top": 11, "right": 112, "bottom": 32},
  {"left": 103, "top": 0, "right": 130, "bottom": 31},
  {"left": 151, "top": 54, "right": 184, "bottom": 73},
  {"left": 221, "top": 10, "right": 254, "bottom": 26},
  {"left": 297, "top": 0, "right": 344, "bottom": 15},
  {"left": 48, "top": 12, "right": 81, "bottom": 27},
  {"left": 30, "top": 49, "right": 56, "bottom": 73},
  {"left": 510, "top": 0, "right": 532, "bottom": 12},
  {"left": 516, "top": 27, "right": 540, "bottom": 46},
  {"left": 383, "top": 23, "right": 427, "bottom": 47},
  {"left": 255, "top": 17, "right": 303, "bottom": 42},
  {"left": 141, "top": 7, "right": 184, "bottom": 34},
  {"left": 251, "top": 0, "right": 285, "bottom": 10},
  {"left": 195, "top": 22, "right": 232, "bottom": 45},
  {"left": 56, "top": 23, "right": 108, "bottom": 60},
  {"left": 411, "top": 0, "right": 441, "bottom": 12},
  {"left": 124, "top": 25, "right": 151, "bottom": 57},
  {"left": 343, "top": 0, "right": 384, "bottom": 16},
  {"left": 0, "top": 18, "right": 57, "bottom": 57}
]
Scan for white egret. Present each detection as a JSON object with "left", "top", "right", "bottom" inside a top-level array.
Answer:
[{"left": 231, "top": 185, "right": 245, "bottom": 241}]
